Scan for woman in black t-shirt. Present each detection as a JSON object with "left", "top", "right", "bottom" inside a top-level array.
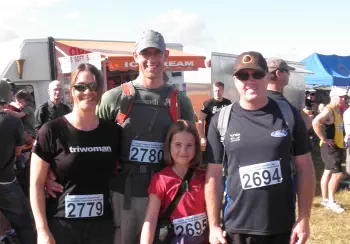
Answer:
[{"left": 30, "top": 64, "right": 121, "bottom": 244}]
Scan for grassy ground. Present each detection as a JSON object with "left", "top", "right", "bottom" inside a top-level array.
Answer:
[{"left": 307, "top": 147, "right": 350, "bottom": 244}]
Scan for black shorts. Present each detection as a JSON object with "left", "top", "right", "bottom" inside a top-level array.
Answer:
[
  {"left": 226, "top": 232, "right": 291, "bottom": 244},
  {"left": 48, "top": 217, "right": 113, "bottom": 244},
  {"left": 320, "top": 143, "right": 344, "bottom": 173}
]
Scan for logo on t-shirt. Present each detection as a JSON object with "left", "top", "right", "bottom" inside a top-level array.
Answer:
[
  {"left": 271, "top": 130, "right": 288, "bottom": 137},
  {"left": 230, "top": 133, "right": 241, "bottom": 142},
  {"left": 69, "top": 146, "right": 112, "bottom": 153}
]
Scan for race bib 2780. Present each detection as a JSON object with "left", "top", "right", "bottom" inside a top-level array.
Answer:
[
  {"left": 239, "top": 160, "right": 283, "bottom": 190},
  {"left": 129, "top": 140, "right": 164, "bottom": 163}
]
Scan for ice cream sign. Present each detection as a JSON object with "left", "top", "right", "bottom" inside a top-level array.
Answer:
[
  {"left": 108, "top": 59, "right": 199, "bottom": 71},
  {"left": 124, "top": 61, "right": 194, "bottom": 68}
]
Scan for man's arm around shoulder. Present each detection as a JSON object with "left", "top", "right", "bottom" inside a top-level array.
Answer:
[{"left": 96, "top": 87, "right": 122, "bottom": 121}]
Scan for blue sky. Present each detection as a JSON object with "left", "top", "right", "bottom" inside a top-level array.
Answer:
[{"left": 1, "top": 0, "right": 350, "bottom": 75}]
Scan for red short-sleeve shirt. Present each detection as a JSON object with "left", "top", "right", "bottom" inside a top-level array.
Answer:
[{"left": 148, "top": 166, "right": 206, "bottom": 222}]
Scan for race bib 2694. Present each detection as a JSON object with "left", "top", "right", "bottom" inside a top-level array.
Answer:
[{"left": 239, "top": 160, "right": 283, "bottom": 190}]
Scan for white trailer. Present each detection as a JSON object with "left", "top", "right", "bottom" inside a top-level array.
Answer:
[{"left": 1, "top": 37, "right": 205, "bottom": 108}]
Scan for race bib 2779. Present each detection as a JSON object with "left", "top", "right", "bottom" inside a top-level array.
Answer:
[{"left": 65, "top": 194, "right": 104, "bottom": 218}]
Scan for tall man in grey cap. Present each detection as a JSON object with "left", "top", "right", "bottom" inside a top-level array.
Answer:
[
  {"left": 266, "top": 57, "right": 313, "bottom": 130},
  {"left": 205, "top": 51, "right": 315, "bottom": 244},
  {"left": 266, "top": 57, "right": 295, "bottom": 104},
  {"left": 97, "top": 30, "right": 195, "bottom": 244}
]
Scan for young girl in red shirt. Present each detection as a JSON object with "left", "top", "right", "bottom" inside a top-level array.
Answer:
[{"left": 141, "top": 120, "right": 209, "bottom": 244}]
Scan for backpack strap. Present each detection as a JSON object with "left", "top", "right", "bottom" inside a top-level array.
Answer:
[
  {"left": 115, "top": 82, "right": 135, "bottom": 125},
  {"left": 169, "top": 89, "right": 180, "bottom": 122},
  {"left": 275, "top": 100, "right": 295, "bottom": 140},
  {"left": 275, "top": 99, "right": 296, "bottom": 177},
  {"left": 217, "top": 104, "right": 233, "bottom": 144},
  {"left": 115, "top": 82, "right": 179, "bottom": 125},
  {"left": 217, "top": 104, "right": 233, "bottom": 177}
]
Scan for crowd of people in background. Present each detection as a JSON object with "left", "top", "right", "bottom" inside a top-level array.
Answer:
[{"left": 0, "top": 29, "right": 348, "bottom": 244}]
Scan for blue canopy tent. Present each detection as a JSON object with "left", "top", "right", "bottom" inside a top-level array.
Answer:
[{"left": 301, "top": 53, "right": 350, "bottom": 86}]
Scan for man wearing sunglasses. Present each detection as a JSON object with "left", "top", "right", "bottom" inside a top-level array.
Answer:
[
  {"left": 205, "top": 51, "right": 315, "bottom": 244},
  {"left": 96, "top": 30, "right": 195, "bottom": 244}
]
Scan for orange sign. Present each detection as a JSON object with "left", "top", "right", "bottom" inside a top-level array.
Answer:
[
  {"left": 55, "top": 40, "right": 206, "bottom": 72},
  {"left": 108, "top": 57, "right": 205, "bottom": 71}
]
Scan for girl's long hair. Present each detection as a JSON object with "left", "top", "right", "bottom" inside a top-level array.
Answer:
[{"left": 164, "top": 120, "right": 201, "bottom": 168}]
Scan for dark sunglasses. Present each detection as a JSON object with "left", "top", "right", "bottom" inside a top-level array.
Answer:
[
  {"left": 235, "top": 71, "right": 266, "bottom": 81},
  {"left": 73, "top": 83, "right": 99, "bottom": 92}
]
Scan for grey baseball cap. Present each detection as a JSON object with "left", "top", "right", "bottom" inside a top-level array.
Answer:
[
  {"left": 135, "top": 30, "right": 166, "bottom": 53},
  {"left": 267, "top": 57, "right": 296, "bottom": 73}
]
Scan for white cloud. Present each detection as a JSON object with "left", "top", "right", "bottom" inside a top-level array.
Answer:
[
  {"left": 142, "top": 9, "right": 216, "bottom": 56},
  {"left": 142, "top": 9, "right": 216, "bottom": 83},
  {"left": 0, "top": 30, "right": 19, "bottom": 43},
  {"left": 0, "top": 0, "right": 67, "bottom": 40},
  {"left": 0, "top": 0, "right": 67, "bottom": 75},
  {"left": 0, "top": 39, "right": 22, "bottom": 78},
  {"left": 28, "top": 16, "right": 39, "bottom": 23},
  {"left": 63, "top": 12, "right": 81, "bottom": 20},
  {"left": 0, "top": 0, "right": 66, "bottom": 22}
]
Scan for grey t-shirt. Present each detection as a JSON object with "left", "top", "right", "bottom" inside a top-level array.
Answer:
[{"left": 0, "top": 112, "right": 24, "bottom": 182}]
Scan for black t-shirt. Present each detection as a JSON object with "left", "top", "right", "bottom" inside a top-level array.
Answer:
[
  {"left": 266, "top": 90, "right": 292, "bottom": 105},
  {"left": 0, "top": 112, "right": 23, "bottom": 182},
  {"left": 201, "top": 98, "right": 231, "bottom": 136},
  {"left": 34, "top": 101, "right": 71, "bottom": 133},
  {"left": 206, "top": 98, "right": 310, "bottom": 235},
  {"left": 32, "top": 117, "right": 121, "bottom": 219},
  {"left": 267, "top": 90, "right": 312, "bottom": 149}
]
